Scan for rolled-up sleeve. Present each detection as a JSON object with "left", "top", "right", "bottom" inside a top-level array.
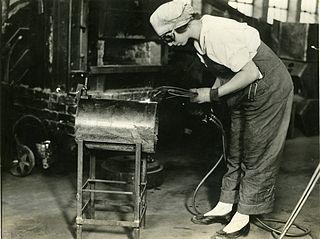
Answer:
[
  {"left": 204, "top": 25, "right": 260, "bottom": 73},
  {"left": 227, "top": 46, "right": 251, "bottom": 72}
]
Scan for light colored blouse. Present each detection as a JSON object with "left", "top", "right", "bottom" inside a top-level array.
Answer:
[{"left": 194, "top": 15, "right": 261, "bottom": 73}]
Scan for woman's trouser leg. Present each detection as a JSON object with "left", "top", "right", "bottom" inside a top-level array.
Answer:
[
  {"left": 237, "top": 90, "right": 293, "bottom": 214},
  {"left": 219, "top": 109, "right": 244, "bottom": 204}
]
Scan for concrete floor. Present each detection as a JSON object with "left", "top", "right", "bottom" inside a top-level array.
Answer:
[{"left": 2, "top": 135, "right": 319, "bottom": 239}]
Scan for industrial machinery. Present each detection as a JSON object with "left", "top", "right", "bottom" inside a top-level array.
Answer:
[{"left": 10, "top": 114, "right": 54, "bottom": 176}]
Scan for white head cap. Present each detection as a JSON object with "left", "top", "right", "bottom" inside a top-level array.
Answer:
[{"left": 150, "top": 0, "right": 195, "bottom": 36}]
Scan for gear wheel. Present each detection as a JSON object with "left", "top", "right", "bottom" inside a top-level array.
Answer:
[{"left": 10, "top": 144, "right": 35, "bottom": 177}]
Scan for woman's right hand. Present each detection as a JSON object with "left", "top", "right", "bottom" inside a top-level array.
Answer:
[{"left": 190, "top": 88, "right": 211, "bottom": 103}]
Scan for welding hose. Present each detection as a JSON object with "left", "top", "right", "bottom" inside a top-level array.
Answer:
[
  {"left": 191, "top": 154, "right": 224, "bottom": 216},
  {"left": 191, "top": 111, "right": 227, "bottom": 216},
  {"left": 12, "top": 114, "right": 47, "bottom": 145},
  {"left": 255, "top": 218, "right": 311, "bottom": 238},
  {"left": 190, "top": 111, "right": 311, "bottom": 238}
]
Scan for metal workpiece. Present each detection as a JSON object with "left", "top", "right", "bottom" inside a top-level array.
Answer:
[
  {"left": 88, "top": 87, "right": 154, "bottom": 102},
  {"left": 75, "top": 98, "right": 158, "bottom": 153}
]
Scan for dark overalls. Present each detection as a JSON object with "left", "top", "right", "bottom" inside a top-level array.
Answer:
[{"left": 201, "top": 42, "right": 293, "bottom": 215}]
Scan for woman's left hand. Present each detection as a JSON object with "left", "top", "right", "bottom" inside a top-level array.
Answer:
[{"left": 190, "top": 88, "right": 211, "bottom": 103}]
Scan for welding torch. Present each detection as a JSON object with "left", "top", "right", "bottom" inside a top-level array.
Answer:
[{"left": 150, "top": 86, "right": 198, "bottom": 101}]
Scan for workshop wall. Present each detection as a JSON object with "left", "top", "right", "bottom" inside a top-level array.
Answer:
[{"left": 11, "top": 84, "right": 76, "bottom": 135}]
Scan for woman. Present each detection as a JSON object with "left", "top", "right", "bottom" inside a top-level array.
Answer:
[{"left": 150, "top": 1, "right": 293, "bottom": 239}]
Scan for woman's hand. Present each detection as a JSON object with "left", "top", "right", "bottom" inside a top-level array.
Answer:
[
  {"left": 190, "top": 88, "right": 211, "bottom": 103},
  {"left": 190, "top": 61, "right": 260, "bottom": 103}
]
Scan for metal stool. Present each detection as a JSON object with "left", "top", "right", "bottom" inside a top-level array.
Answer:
[{"left": 75, "top": 99, "right": 158, "bottom": 239}]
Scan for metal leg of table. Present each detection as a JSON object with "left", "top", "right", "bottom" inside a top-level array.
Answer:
[
  {"left": 133, "top": 143, "right": 142, "bottom": 239},
  {"left": 89, "top": 152, "right": 96, "bottom": 219},
  {"left": 75, "top": 141, "right": 147, "bottom": 239},
  {"left": 133, "top": 228, "right": 140, "bottom": 239},
  {"left": 141, "top": 157, "right": 147, "bottom": 229},
  {"left": 76, "top": 224, "right": 82, "bottom": 239},
  {"left": 76, "top": 140, "right": 84, "bottom": 239}
]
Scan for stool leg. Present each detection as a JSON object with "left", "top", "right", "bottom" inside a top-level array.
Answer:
[
  {"left": 76, "top": 224, "right": 82, "bottom": 239},
  {"left": 141, "top": 157, "right": 147, "bottom": 228},
  {"left": 134, "top": 143, "right": 142, "bottom": 238},
  {"left": 89, "top": 152, "right": 96, "bottom": 219},
  {"left": 76, "top": 140, "right": 84, "bottom": 239},
  {"left": 133, "top": 228, "right": 140, "bottom": 239}
]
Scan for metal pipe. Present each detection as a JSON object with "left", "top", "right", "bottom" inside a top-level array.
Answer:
[
  {"left": 67, "top": 0, "right": 72, "bottom": 91},
  {"left": 12, "top": 68, "right": 29, "bottom": 86},
  {"left": 82, "top": 189, "right": 133, "bottom": 195},
  {"left": 277, "top": 163, "right": 320, "bottom": 239},
  {"left": 87, "top": 179, "right": 128, "bottom": 184},
  {"left": 89, "top": 153, "right": 96, "bottom": 218},
  {"left": 9, "top": 49, "right": 30, "bottom": 72},
  {"left": 134, "top": 143, "right": 142, "bottom": 223},
  {"left": 81, "top": 199, "right": 90, "bottom": 212},
  {"left": 4, "top": 27, "right": 29, "bottom": 49},
  {"left": 36, "top": 0, "right": 44, "bottom": 14},
  {"left": 141, "top": 157, "right": 147, "bottom": 228},
  {"left": 76, "top": 140, "right": 84, "bottom": 239},
  {"left": 6, "top": 35, "right": 23, "bottom": 83},
  {"left": 79, "top": 0, "right": 86, "bottom": 70}
]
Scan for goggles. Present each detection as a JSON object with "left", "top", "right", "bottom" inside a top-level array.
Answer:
[
  {"left": 160, "top": 22, "right": 189, "bottom": 44},
  {"left": 160, "top": 30, "right": 175, "bottom": 44}
]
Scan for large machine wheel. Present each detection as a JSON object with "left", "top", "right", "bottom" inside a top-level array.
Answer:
[{"left": 10, "top": 144, "right": 35, "bottom": 177}]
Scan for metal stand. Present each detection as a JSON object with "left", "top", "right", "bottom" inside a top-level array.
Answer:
[
  {"left": 76, "top": 140, "right": 147, "bottom": 239},
  {"left": 276, "top": 163, "right": 320, "bottom": 239}
]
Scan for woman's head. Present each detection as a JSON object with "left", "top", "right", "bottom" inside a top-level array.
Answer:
[{"left": 150, "top": 1, "right": 201, "bottom": 46}]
